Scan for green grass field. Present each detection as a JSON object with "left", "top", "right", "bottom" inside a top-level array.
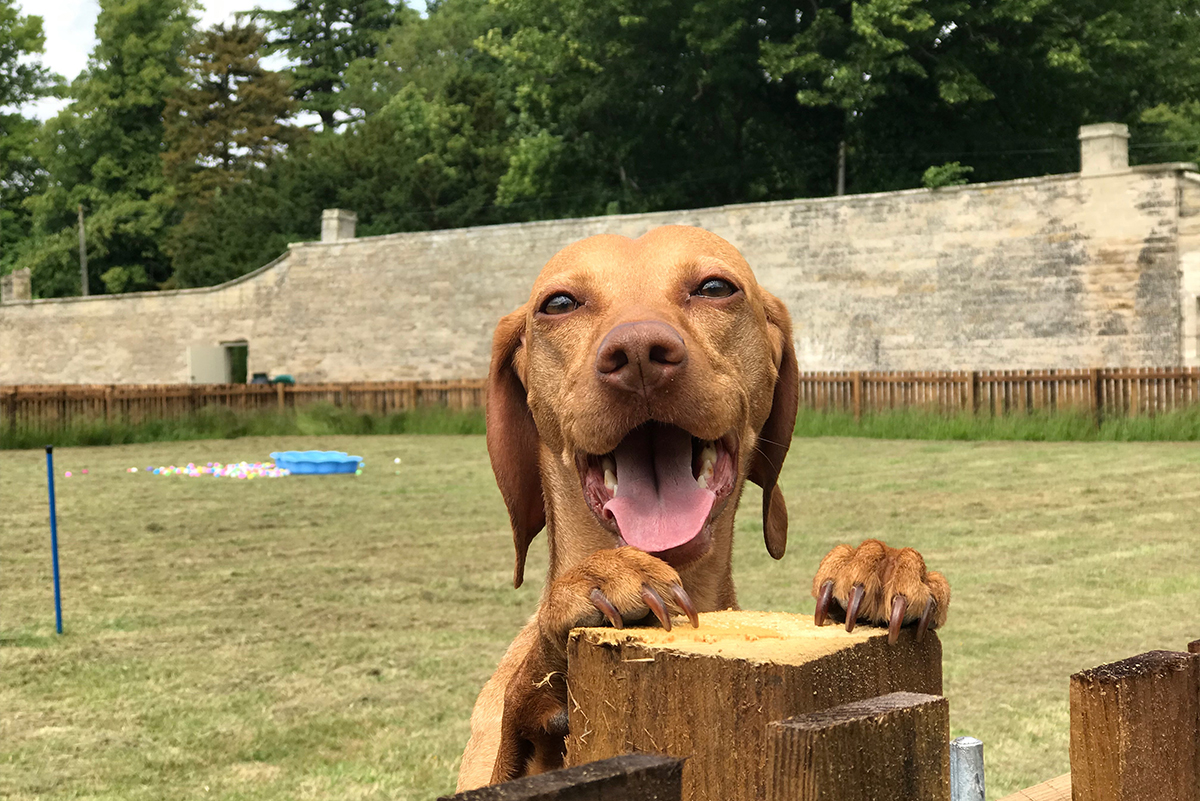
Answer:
[{"left": 2, "top": 435, "right": 1198, "bottom": 800}]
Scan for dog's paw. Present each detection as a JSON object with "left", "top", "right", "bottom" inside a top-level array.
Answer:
[
  {"left": 811, "top": 539, "right": 949, "bottom": 644},
  {"left": 539, "top": 547, "right": 699, "bottom": 645}
]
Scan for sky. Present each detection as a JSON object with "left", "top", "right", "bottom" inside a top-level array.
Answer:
[{"left": 23, "top": 0, "right": 297, "bottom": 119}]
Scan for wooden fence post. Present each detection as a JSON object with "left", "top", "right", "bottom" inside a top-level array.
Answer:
[
  {"left": 1069, "top": 650, "right": 1200, "bottom": 801},
  {"left": 967, "top": 371, "right": 978, "bottom": 416},
  {"left": 765, "top": 692, "right": 949, "bottom": 801},
  {"left": 565, "top": 611, "right": 943, "bottom": 801},
  {"left": 276, "top": 382, "right": 285, "bottom": 412},
  {"left": 104, "top": 384, "right": 114, "bottom": 425},
  {"left": 1090, "top": 368, "right": 1103, "bottom": 428},
  {"left": 852, "top": 371, "right": 862, "bottom": 421},
  {"left": 441, "top": 754, "right": 684, "bottom": 801},
  {"left": 5, "top": 387, "right": 17, "bottom": 436}
]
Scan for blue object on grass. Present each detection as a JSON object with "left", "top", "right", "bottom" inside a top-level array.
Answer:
[
  {"left": 45, "top": 446, "right": 63, "bottom": 634},
  {"left": 270, "top": 450, "right": 363, "bottom": 474}
]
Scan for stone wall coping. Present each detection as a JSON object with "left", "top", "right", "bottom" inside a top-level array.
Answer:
[
  {"left": 287, "top": 171, "right": 1091, "bottom": 252},
  {"left": 1, "top": 249, "right": 293, "bottom": 309},
  {"left": 1131, "top": 162, "right": 1199, "bottom": 174}
]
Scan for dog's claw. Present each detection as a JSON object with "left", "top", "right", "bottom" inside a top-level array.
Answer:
[
  {"left": 671, "top": 585, "right": 699, "bottom": 629},
  {"left": 888, "top": 595, "right": 908, "bottom": 645},
  {"left": 589, "top": 588, "right": 623, "bottom": 629},
  {"left": 641, "top": 585, "right": 671, "bottom": 632},
  {"left": 916, "top": 597, "right": 936, "bottom": 642},
  {"left": 844, "top": 584, "right": 866, "bottom": 633},
  {"left": 814, "top": 580, "right": 834, "bottom": 627}
]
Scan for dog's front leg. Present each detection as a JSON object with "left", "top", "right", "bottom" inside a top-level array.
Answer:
[{"left": 491, "top": 546, "right": 698, "bottom": 783}]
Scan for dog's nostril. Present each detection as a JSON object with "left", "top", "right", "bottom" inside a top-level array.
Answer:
[
  {"left": 649, "top": 344, "right": 682, "bottom": 365},
  {"left": 598, "top": 348, "right": 629, "bottom": 374}
]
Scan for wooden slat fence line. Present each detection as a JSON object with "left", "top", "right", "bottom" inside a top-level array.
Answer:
[
  {"left": 4, "top": 368, "right": 1200, "bottom": 434},
  {"left": 798, "top": 367, "right": 1200, "bottom": 421},
  {"left": 0, "top": 379, "right": 487, "bottom": 434}
]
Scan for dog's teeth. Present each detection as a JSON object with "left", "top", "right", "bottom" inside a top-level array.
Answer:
[
  {"left": 697, "top": 442, "right": 717, "bottom": 489},
  {"left": 604, "top": 468, "right": 618, "bottom": 494}
]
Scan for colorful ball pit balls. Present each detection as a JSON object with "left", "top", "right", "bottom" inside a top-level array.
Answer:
[{"left": 135, "top": 461, "right": 291, "bottom": 479}]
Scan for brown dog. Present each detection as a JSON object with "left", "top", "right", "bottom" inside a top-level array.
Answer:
[{"left": 456, "top": 226, "right": 950, "bottom": 790}]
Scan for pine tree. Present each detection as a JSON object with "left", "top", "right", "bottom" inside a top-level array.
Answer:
[
  {"left": 163, "top": 18, "right": 299, "bottom": 287},
  {"left": 164, "top": 19, "right": 297, "bottom": 197},
  {"left": 256, "top": 0, "right": 414, "bottom": 130}
]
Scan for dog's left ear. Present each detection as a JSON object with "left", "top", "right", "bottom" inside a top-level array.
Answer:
[
  {"left": 486, "top": 306, "right": 546, "bottom": 588},
  {"left": 748, "top": 290, "right": 798, "bottom": 560}
]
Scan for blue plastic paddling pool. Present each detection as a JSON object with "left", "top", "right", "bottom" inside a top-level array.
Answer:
[{"left": 269, "top": 450, "right": 363, "bottom": 475}]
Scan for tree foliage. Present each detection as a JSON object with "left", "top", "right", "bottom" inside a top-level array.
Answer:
[
  {"left": 163, "top": 19, "right": 299, "bottom": 287},
  {"left": 255, "top": 0, "right": 414, "bottom": 130},
  {"left": 0, "top": 0, "right": 54, "bottom": 274},
  {"left": 17, "top": 0, "right": 196, "bottom": 297}
]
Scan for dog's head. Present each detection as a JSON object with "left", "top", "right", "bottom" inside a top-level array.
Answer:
[{"left": 487, "top": 226, "right": 798, "bottom": 587}]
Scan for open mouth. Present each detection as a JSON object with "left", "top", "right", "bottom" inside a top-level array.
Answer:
[{"left": 578, "top": 422, "right": 737, "bottom": 567}]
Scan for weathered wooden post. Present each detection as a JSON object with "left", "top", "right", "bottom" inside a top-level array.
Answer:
[
  {"left": 566, "top": 610, "right": 944, "bottom": 801},
  {"left": 441, "top": 754, "right": 684, "bottom": 801},
  {"left": 766, "top": 691, "right": 949, "bottom": 801},
  {"left": 1069, "top": 650, "right": 1200, "bottom": 801}
]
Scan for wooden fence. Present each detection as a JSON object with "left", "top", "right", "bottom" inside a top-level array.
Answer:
[
  {"left": 4, "top": 367, "right": 1200, "bottom": 434},
  {"left": 798, "top": 367, "right": 1200, "bottom": 421},
  {"left": 0, "top": 379, "right": 487, "bottom": 433}
]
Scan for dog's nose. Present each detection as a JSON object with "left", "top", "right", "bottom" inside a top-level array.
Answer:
[{"left": 595, "top": 321, "right": 688, "bottom": 393}]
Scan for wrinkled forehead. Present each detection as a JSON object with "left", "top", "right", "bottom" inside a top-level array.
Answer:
[{"left": 530, "top": 226, "right": 757, "bottom": 297}]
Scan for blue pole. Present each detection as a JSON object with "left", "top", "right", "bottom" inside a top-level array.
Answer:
[{"left": 45, "top": 446, "right": 63, "bottom": 634}]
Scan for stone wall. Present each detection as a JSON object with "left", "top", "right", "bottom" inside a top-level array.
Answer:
[{"left": 2, "top": 164, "right": 1198, "bottom": 385}]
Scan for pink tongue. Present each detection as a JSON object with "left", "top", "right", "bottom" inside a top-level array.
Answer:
[{"left": 603, "top": 426, "right": 716, "bottom": 554}]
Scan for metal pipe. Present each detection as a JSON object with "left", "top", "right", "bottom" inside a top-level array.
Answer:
[{"left": 950, "top": 736, "right": 984, "bottom": 801}]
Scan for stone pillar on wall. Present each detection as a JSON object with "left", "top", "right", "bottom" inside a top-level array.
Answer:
[
  {"left": 321, "top": 209, "right": 358, "bottom": 242},
  {"left": 1079, "top": 123, "right": 1130, "bottom": 176},
  {"left": 0, "top": 268, "right": 32, "bottom": 304}
]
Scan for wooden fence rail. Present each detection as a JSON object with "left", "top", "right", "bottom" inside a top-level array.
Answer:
[
  {"left": 0, "top": 379, "right": 487, "bottom": 434},
  {"left": 3, "top": 367, "right": 1200, "bottom": 434},
  {"left": 798, "top": 367, "right": 1200, "bottom": 421}
]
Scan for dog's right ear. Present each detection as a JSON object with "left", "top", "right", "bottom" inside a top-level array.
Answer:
[{"left": 486, "top": 306, "right": 546, "bottom": 589}]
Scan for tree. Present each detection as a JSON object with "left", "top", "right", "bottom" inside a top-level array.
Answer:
[
  {"left": 164, "top": 18, "right": 297, "bottom": 197},
  {"left": 1140, "top": 102, "right": 1200, "bottom": 165},
  {"left": 163, "top": 18, "right": 300, "bottom": 287},
  {"left": 167, "top": 0, "right": 518, "bottom": 289},
  {"left": 484, "top": 0, "right": 831, "bottom": 219},
  {"left": 17, "top": 0, "right": 196, "bottom": 297},
  {"left": 761, "top": 0, "right": 1200, "bottom": 190},
  {"left": 255, "top": 0, "right": 415, "bottom": 130},
  {"left": 0, "top": 0, "right": 55, "bottom": 275}
]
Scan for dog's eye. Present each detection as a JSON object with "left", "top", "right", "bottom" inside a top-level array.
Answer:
[
  {"left": 694, "top": 278, "right": 737, "bottom": 299},
  {"left": 540, "top": 293, "right": 580, "bottom": 315}
]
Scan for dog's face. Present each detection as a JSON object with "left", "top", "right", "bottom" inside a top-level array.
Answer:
[{"left": 488, "top": 226, "right": 798, "bottom": 586}]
